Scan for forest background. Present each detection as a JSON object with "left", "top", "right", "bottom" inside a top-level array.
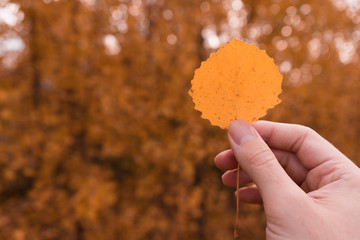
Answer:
[{"left": 0, "top": 0, "right": 360, "bottom": 239}]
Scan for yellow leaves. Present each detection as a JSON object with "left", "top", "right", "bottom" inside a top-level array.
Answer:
[
  {"left": 6, "top": 1, "right": 360, "bottom": 239},
  {"left": 72, "top": 175, "right": 116, "bottom": 222},
  {"left": 189, "top": 39, "right": 283, "bottom": 129},
  {"left": 67, "top": 162, "right": 117, "bottom": 223},
  {"left": 12, "top": 230, "right": 25, "bottom": 240}
]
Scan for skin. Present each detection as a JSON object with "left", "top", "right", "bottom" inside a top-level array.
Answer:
[{"left": 214, "top": 120, "right": 360, "bottom": 240}]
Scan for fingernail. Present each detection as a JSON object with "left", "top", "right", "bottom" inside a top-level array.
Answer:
[{"left": 228, "top": 120, "right": 257, "bottom": 145}]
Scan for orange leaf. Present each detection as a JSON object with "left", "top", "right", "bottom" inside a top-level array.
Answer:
[{"left": 189, "top": 39, "right": 283, "bottom": 129}]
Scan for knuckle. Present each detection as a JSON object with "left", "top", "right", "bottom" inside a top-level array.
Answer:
[{"left": 246, "top": 148, "right": 275, "bottom": 169}]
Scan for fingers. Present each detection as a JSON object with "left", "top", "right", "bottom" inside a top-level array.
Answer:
[
  {"left": 236, "top": 185, "right": 262, "bottom": 204},
  {"left": 215, "top": 148, "right": 309, "bottom": 186},
  {"left": 300, "top": 159, "right": 353, "bottom": 192},
  {"left": 252, "top": 121, "right": 351, "bottom": 169},
  {"left": 228, "top": 120, "right": 302, "bottom": 204},
  {"left": 222, "top": 168, "right": 252, "bottom": 188},
  {"left": 214, "top": 149, "right": 238, "bottom": 171},
  {"left": 272, "top": 148, "right": 308, "bottom": 185}
]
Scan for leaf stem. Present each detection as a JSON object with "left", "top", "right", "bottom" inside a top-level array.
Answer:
[{"left": 234, "top": 163, "right": 240, "bottom": 239}]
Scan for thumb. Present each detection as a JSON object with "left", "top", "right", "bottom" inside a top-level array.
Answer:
[{"left": 228, "top": 120, "right": 301, "bottom": 204}]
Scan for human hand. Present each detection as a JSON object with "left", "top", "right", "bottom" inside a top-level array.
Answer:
[{"left": 215, "top": 120, "right": 360, "bottom": 240}]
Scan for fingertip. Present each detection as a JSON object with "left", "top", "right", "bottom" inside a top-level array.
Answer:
[
  {"left": 222, "top": 169, "right": 253, "bottom": 188},
  {"left": 221, "top": 172, "right": 226, "bottom": 182},
  {"left": 214, "top": 149, "right": 239, "bottom": 170},
  {"left": 221, "top": 171, "right": 234, "bottom": 187},
  {"left": 214, "top": 151, "right": 223, "bottom": 168},
  {"left": 235, "top": 186, "right": 263, "bottom": 204},
  {"left": 221, "top": 171, "right": 229, "bottom": 183},
  {"left": 228, "top": 120, "right": 257, "bottom": 145},
  {"left": 229, "top": 119, "right": 248, "bottom": 131}
]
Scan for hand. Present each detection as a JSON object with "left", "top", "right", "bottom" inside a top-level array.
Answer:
[{"left": 215, "top": 120, "right": 360, "bottom": 240}]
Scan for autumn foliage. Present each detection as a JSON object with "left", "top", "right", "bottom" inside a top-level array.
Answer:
[
  {"left": 189, "top": 39, "right": 282, "bottom": 128},
  {"left": 0, "top": 0, "right": 359, "bottom": 239}
]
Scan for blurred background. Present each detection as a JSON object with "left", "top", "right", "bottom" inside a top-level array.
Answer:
[{"left": 0, "top": 0, "right": 359, "bottom": 239}]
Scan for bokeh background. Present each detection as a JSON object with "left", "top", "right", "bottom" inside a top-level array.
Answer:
[{"left": 0, "top": 0, "right": 359, "bottom": 239}]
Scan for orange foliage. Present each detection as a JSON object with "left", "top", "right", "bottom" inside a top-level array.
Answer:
[
  {"left": 0, "top": 0, "right": 359, "bottom": 240},
  {"left": 189, "top": 39, "right": 282, "bottom": 128}
]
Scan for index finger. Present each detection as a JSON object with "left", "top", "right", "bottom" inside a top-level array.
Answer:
[{"left": 252, "top": 121, "right": 350, "bottom": 169}]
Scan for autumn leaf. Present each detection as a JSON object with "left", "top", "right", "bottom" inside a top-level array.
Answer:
[{"left": 189, "top": 39, "right": 283, "bottom": 129}]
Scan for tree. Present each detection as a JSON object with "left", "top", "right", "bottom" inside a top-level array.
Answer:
[{"left": 0, "top": 0, "right": 359, "bottom": 239}]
